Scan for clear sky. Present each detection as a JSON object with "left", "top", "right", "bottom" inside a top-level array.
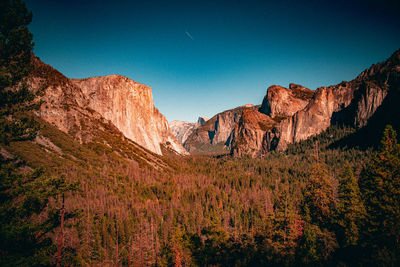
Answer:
[{"left": 25, "top": 0, "right": 400, "bottom": 122}]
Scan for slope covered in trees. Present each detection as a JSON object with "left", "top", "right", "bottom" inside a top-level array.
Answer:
[
  {"left": 1, "top": 1, "right": 400, "bottom": 266},
  {"left": 4, "top": 114, "right": 399, "bottom": 265}
]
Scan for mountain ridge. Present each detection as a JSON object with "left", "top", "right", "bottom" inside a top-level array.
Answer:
[
  {"left": 29, "top": 56, "right": 187, "bottom": 156},
  {"left": 231, "top": 49, "right": 400, "bottom": 156}
]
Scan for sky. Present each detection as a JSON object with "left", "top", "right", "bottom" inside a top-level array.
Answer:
[{"left": 25, "top": 0, "right": 400, "bottom": 122}]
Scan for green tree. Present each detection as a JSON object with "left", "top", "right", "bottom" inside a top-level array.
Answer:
[
  {"left": 0, "top": 1, "right": 79, "bottom": 265},
  {"left": 0, "top": 160, "right": 78, "bottom": 266},
  {"left": 336, "top": 165, "right": 365, "bottom": 247},
  {"left": 0, "top": 0, "right": 38, "bottom": 145},
  {"left": 0, "top": 0, "right": 33, "bottom": 90},
  {"left": 303, "top": 163, "right": 335, "bottom": 225},
  {"left": 297, "top": 222, "right": 338, "bottom": 265},
  {"left": 298, "top": 162, "right": 338, "bottom": 265},
  {"left": 359, "top": 125, "right": 400, "bottom": 264}
]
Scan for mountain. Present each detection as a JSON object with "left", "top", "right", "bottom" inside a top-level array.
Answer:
[
  {"left": 231, "top": 49, "right": 400, "bottom": 156},
  {"left": 29, "top": 56, "right": 186, "bottom": 157},
  {"left": 71, "top": 76, "right": 186, "bottom": 155},
  {"left": 183, "top": 104, "right": 257, "bottom": 154},
  {"left": 230, "top": 84, "right": 314, "bottom": 157},
  {"left": 259, "top": 83, "right": 314, "bottom": 118},
  {"left": 169, "top": 116, "right": 208, "bottom": 144}
]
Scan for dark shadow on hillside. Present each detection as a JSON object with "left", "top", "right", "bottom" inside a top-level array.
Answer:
[{"left": 329, "top": 87, "right": 400, "bottom": 150}]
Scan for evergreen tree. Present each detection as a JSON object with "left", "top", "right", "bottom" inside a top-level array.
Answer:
[
  {"left": 359, "top": 125, "right": 400, "bottom": 265},
  {"left": 298, "top": 162, "right": 338, "bottom": 265},
  {"left": 0, "top": 1, "right": 79, "bottom": 265},
  {"left": 0, "top": 160, "right": 78, "bottom": 266},
  {"left": 303, "top": 163, "right": 335, "bottom": 226},
  {"left": 336, "top": 165, "right": 365, "bottom": 247},
  {"left": 0, "top": 0, "right": 33, "bottom": 90},
  {"left": 0, "top": 0, "right": 38, "bottom": 145}
]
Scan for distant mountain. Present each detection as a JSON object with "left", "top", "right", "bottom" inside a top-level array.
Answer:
[
  {"left": 28, "top": 48, "right": 400, "bottom": 159},
  {"left": 231, "top": 49, "right": 400, "bottom": 156},
  {"left": 183, "top": 104, "right": 258, "bottom": 154},
  {"left": 169, "top": 117, "right": 208, "bottom": 144},
  {"left": 29, "top": 56, "right": 187, "bottom": 158}
]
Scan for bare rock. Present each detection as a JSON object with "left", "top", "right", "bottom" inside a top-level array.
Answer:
[
  {"left": 231, "top": 109, "right": 276, "bottom": 157},
  {"left": 184, "top": 105, "right": 256, "bottom": 154},
  {"left": 71, "top": 76, "right": 187, "bottom": 155},
  {"left": 259, "top": 84, "right": 314, "bottom": 118},
  {"left": 29, "top": 56, "right": 187, "bottom": 156},
  {"left": 232, "top": 49, "right": 400, "bottom": 156},
  {"left": 169, "top": 117, "right": 209, "bottom": 144}
]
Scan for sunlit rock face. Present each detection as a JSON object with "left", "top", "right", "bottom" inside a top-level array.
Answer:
[
  {"left": 230, "top": 83, "right": 314, "bottom": 157},
  {"left": 71, "top": 76, "right": 187, "bottom": 155},
  {"left": 231, "top": 49, "right": 400, "bottom": 156},
  {"left": 231, "top": 108, "right": 275, "bottom": 157},
  {"left": 169, "top": 116, "right": 208, "bottom": 144},
  {"left": 259, "top": 84, "right": 314, "bottom": 118},
  {"left": 29, "top": 56, "right": 186, "bottom": 155},
  {"left": 30, "top": 56, "right": 100, "bottom": 143},
  {"left": 184, "top": 105, "right": 257, "bottom": 154},
  {"left": 274, "top": 50, "right": 399, "bottom": 151}
]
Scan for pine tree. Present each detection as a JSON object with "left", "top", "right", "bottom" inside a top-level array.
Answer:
[
  {"left": 359, "top": 125, "right": 400, "bottom": 264},
  {"left": 298, "top": 162, "right": 338, "bottom": 265},
  {"left": 0, "top": 1, "right": 79, "bottom": 265},
  {"left": 303, "top": 163, "right": 335, "bottom": 225},
  {"left": 0, "top": 164, "right": 78, "bottom": 266},
  {"left": 336, "top": 165, "right": 365, "bottom": 247},
  {"left": 0, "top": 0, "right": 33, "bottom": 90},
  {"left": 0, "top": 0, "right": 38, "bottom": 145}
]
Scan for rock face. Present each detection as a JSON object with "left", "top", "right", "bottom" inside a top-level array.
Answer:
[
  {"left": 29, "top": 56, "right": 187, "bottom": 156},
  {"left": 71, "top": 76, "right": 186, "bottom": 155},
  {"left": 230, "top": 109, "right": 275, "bottom": 157},
  {"left": 231, "top": 84, "right": 314, "bottom": 156},
  {"left": 30, "top": 56, "right": 98, "bottom": 143},
  {"left": 184, "top": 105, "right": 257, "bottom": 154},
  {"left": 259, "top": 84, "right": 314, "bottom": 118},
  {"left": 169, "top": 117, "right": 208, "bottom": 144},
  {"left": 231, "top": 49, "right": 400, "bottom": 156},
  {"left": 275, "top": 50, "right": 399, "bottom": 151}
]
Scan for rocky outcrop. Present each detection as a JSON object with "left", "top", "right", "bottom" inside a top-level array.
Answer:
[
  {"left": 259, "top": 83, "right": 314, "bottom": 118},
  {"left": 30, "top": 56, "right": 100, "bottom": 143},
  {"left": 230, "top": 83, "right": 314, "bottom": 156},
  {"left": 231, "top": 109, "right": 275, "bottom": 157},
  {"left": 231, "top": 49, "right": 400, "bottom": 156},
  {"left": 169, "top": 117, "right": 208, "bottom": 144},
  {"left": 184, "top": 104, "right": 257, "bottom": 154},
  {"left": 71, "top": 76, "right": 186, "bottom": 155},
  {"left": 29, "top": 56, "right": 187, "bottom": 156},
  {"left": 275, "top": 50, "right": 399, "bottom": 151}
]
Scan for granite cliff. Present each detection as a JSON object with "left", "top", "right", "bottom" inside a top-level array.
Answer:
[
  {"left": 231, "top": 49, "right": 400, "bottom": 156},
  {"left": 169, "top": 117, "right": 208, "bottom": 144},
  {"left": 71, "top": 76, "right": 186, "bottom": 155},
  {"left": 29, "top": 56, "right": 187, "bottom": 158},
  {"left": 231, "top": 84, "right": 314, "bottom": 156},
  {"left": 183, "top": 104, "right": 257, "bottom": 154}
]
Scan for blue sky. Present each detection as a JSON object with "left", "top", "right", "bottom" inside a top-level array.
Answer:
[{"left": 26, "top": 0, "right": 400, "bottom": 122}]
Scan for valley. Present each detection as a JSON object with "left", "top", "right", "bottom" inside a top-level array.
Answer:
[{"left": 1, "top": 0, "right": 400, "bottom": 266}]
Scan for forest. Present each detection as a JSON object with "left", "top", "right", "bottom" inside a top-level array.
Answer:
[{"left": 1, "top": 1, "right": 400, "bottom": 266}]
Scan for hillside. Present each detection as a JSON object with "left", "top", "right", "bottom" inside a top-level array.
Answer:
[
  {"left": 1, "top": 1, "right": 400, "bottom": 265},
  {"left": 30, "top": 57, "right": 186, "bottom": 156},
  {"left": 3, "top": 49, "right": 400, "bottom": 267}
]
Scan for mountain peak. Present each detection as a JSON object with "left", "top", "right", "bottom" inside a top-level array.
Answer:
[
  {"left": 197, "top": 116, "right": 209, "bottom": 126},
  {"left": 30, "top": 56, "right": 186, "bottom": 156}
]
